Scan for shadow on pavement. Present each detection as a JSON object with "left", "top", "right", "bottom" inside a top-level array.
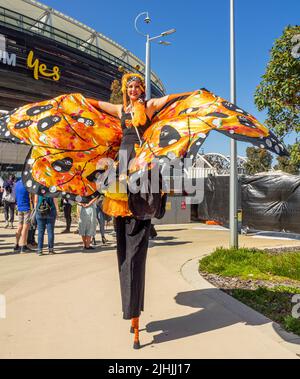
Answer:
[
  {"left": 146, "top": 289, "right": 300, "bottom": 346},
  {"left": 154, "top": 228, "right": 186, "bottom": 232},
  {"left": 149, "top": 240, "right": 192, "bottom": 248}
]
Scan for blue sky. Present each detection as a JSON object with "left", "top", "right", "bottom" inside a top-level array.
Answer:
[{"left": 41, "top": 0, "right": 299, "bottom": 158}]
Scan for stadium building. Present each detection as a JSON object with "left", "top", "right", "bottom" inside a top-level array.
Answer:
[{"left": 0, "top": 0, "right": 165, "bottom": 172}]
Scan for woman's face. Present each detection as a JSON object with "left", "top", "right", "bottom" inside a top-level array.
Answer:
[{"left": 127, "top": 80, "right": 143, "bottom": 102}]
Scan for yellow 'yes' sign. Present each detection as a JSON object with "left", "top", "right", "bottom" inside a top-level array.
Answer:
[{"left": 27, "top": 50, "right": 60, "bottom": 81}]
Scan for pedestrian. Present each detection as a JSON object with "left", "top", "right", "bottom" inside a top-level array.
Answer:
[
  {"left": 73, "top": 204, "right": 80, "bottom": 234},
  {"left": 2, "top": 174, "right": 16, "bottom": 228},
  {"left": 78, "top": 197, "right": 98, "bottom": 250},
  {"left": 60, "top": 198, "right": 72, "bottom": 233},
  {"left": 34, "top": 195, "right": 59, "bottom": 255},
  {"left": 14, "top": 178, "right": 33, "bottom": 253},
  {"left": 0, "top": 184, "right": 3, "bottom": 207},
  {"left": 27, "top": 212, "right": 37, "bottom": 248},
  {"left": 92, "top": 195, "right": 108, "bottom": 245}
]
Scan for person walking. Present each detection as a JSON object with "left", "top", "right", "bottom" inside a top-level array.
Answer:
[
  {"left": 92, "top": 195, "right": 108, "bottom": 246},
  {"left": 14, "top": 178, "right": 33, "bottom": 253},
  {"left": 60, "top": 198, "right": 72, "bottom": 233},
  {"left": 78, "top": 197, "right": 98, "bottom": 250},
  {"left": 27, "top": 194, "right": 37, "bottom": 248},
  {"left": 34, "top": 195, "right": 59, "bottom": 255},
  {"left": 3, "top": 174, "right": 16, "bottom": 228}
]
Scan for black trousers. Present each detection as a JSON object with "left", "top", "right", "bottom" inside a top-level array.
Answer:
[
  {"left": 116, "top": 216, "right": 151, "bottom": 319},
  {"left": 63, "top": 203, "right": 72, "bottom": 231},
  {"left": 3, "top": 201, "right": 15, "bottom": 223}
]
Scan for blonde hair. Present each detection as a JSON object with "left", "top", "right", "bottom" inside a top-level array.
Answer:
[{"left": 121, "top": 73, "right": 147, "bottom": 127}]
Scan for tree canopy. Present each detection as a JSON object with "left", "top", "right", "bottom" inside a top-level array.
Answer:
[
  {"left": 254, "top": 25, "right": 300, "bottom": 174},
  {"left": 244, "top": 147, "right": 273, "bottom": 175}
]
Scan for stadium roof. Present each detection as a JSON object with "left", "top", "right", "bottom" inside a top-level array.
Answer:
[{"left": 0, "top": 0, "right": 165, "bottom": 93}]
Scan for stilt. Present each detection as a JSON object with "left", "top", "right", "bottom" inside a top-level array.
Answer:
[{"left": 131, "top": 317, "right": 140, "bottom": 349}]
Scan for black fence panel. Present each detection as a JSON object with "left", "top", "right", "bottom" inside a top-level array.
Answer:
[
  {"left": 241, "top": 174, "right": 300, "bottom": 234},
  {"left": 193, "top": 176, "right": 241, "bottom": 225}
]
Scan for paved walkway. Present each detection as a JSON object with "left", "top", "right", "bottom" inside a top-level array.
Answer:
[{"left": 0, "top": 216, "right": 300, "bottom": 358}]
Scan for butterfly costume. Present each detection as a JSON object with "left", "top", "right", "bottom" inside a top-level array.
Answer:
[
  {"left": 0, "top": 75, "right": 288, "bottom": 347},
  {"left": 0, "top": 89, "right": 287, "bottom": 206}
]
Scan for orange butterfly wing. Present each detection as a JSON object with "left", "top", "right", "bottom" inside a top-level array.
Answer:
[
  {"left": 0, "top": 93, "right": 122, "bottom": 201},
  {"left": 130, "top": 89, "right": 288, "bottom": 173}
]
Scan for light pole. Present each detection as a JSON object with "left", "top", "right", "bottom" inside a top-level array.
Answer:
[
  {"left": 134, "top": 12, "right": 176, "bottom": 100},
  {"left": 229, "top": 0, "right": 238, "bottom": 248}
]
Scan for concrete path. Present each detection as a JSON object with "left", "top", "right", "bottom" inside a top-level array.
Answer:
[{"left": 0, "top": 216, "right": 300, "bottom": 358}]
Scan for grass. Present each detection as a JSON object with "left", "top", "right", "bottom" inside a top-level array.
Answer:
[
  {"left": 199, "top": 247, "right": 300, "bottom": 282},
  {"left": 229, "top": 286, "right": 300, "bottom": 336},
  {"left": 199, "top": 247, "right": 300, "bottom": 336}
]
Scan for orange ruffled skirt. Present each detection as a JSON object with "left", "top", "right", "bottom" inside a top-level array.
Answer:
[{"left": 102, "top": 195, "right": 132, "bottom": 218}]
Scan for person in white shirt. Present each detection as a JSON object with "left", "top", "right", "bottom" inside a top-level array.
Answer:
[{"left": 3, "top": 174, "right": 16, "bottom": 228}]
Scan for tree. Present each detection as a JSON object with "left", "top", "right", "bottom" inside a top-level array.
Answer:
[
  {"left": 274, "top": 144, "right": 300, "bottom": 174},
  {"left": 244, "top": 147, "right": 273, "bottom": 175},
  {"left": 254, "top": 25, "right": 300, "bottom": 174},
  {"left": 109, "top": 79, "right": 123, "bottom": 104}
]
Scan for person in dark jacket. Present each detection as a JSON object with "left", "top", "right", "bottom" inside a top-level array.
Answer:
[
  {"left": 60, "top": 198, "right": 72, "bottom": 233},
  {"left": 34, "top": 195, "right": 59, "bottom": 255}
]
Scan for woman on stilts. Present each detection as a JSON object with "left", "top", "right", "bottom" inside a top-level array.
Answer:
[{"left": 89, "top": 73, "right": 169, "bottom": 349}]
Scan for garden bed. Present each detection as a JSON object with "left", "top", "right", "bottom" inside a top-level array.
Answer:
[{"left": 199, "top": 247, "right": 300, "bottom": 336}]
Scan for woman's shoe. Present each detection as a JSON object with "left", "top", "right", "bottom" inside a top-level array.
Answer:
[
  {"left": 102, "top": 236, "right": 108, "bottom": 245},
  {"left": 38, "top": 251, "right": 43, "bottom": 256},
  {"left": 48, "top": 249, "right": 56, "bottom": 254}
]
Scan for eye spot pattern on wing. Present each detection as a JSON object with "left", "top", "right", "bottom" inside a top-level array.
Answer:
[
  {"left": 26, "top": 104, "right": 53, "bottom": 116},
  {"left": 86, "top": 169, "right": 106, "bottom": 183},
  {"left": 258, "top": 135, "right": 285, "bottom": 155},
  {"left": 206, "top": 112, "right": 229, "bottom": 118},
  {"left": 71, "top": 115, "right": 95, "bottom": 127},
  {"left": 179, "top": 107, "right": 200, "bottom": 115},
  {"left": 221, "top": 101, "right": 249, "bottom": 116},
  {"left": 14, "top": 119, "right": 33, "bottom": 129},
  {"left": 0, "top": 115, "right": 9, "bottom": 127},
  {"left": 37, "top": 115, "right": 61, "bottom": 132},
  {"left": 51, "top": 157, "right": 73, "bottom": 172},
  {"left": 0, "top": 116, "right": 9, "bottom": 137},
  {"left": 185, "top": 136, "right": 207, "bottom": 160},
  {"left": 237, "top": 115, "right": 256, "bottom": 129},
  {"left": 159, "top": 125, "right": 181, "bottom": 148}
]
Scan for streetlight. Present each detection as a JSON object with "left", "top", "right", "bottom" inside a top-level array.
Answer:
[
  {"left": 134, "top": 12, "right": 176, "bottom": 100},
  {"left": 229, "top": 0, "right": 238, "bottom": 248}
]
